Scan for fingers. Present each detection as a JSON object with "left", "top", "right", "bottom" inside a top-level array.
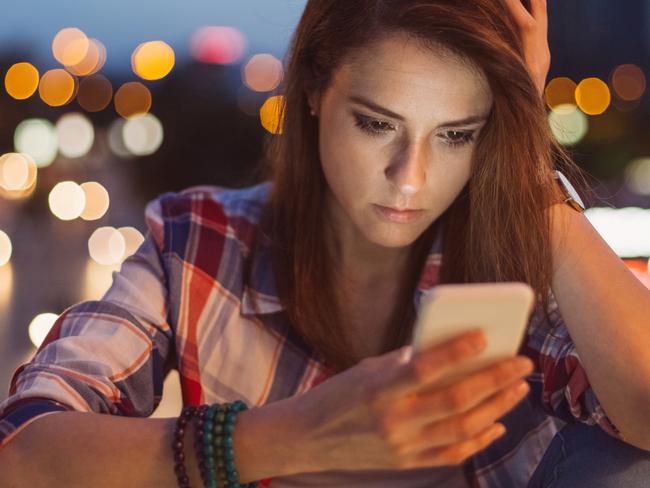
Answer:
[
  {"left": 402, "top": 356, "right": 534, "bottom": 426},
  {"left": 503, "top": 0, "right": 534, "bottom": 28}
]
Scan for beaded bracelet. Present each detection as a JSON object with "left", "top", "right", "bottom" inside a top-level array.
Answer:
[
  {"left": 213, "top": 400, "right": 252, "bottom": 488},
  {"left": 172, "top": 405, "right": 200, "bottom": 488}
]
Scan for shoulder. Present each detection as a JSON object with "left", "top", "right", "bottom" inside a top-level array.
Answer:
[{"left": 143, "top": 182, "right": 272, "bottom": 255}]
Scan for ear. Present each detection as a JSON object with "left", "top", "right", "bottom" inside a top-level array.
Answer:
[{"left": 305, "top": 88, "right": 322, "bottom": 116}]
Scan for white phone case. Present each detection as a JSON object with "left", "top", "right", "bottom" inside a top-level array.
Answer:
[{"left": 411, "top": 282, "right": 536, "bottom": 386}]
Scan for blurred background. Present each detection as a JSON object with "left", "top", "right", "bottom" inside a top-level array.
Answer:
[{"left": 1, "top": 0, "right": 650, "bottom": 416}]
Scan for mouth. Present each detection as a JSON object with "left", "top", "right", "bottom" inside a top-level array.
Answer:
[{"left": 373, "top": 204, "right": 424, "bottom": 223}]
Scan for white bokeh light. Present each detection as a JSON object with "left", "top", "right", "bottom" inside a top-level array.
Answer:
[
  {"left": 48, "top": 181, "right": 86, "bottom": 221},
  {"left": 14, "top": 119, "right": 59, "bottom": 167},
  {"left": 88, "top": 226, "right": 126, "bottom": 265},
  {"left": 0, "top": 230, "right": 12, "bottom": 266},
  {"left": 548, "top": 104, "right": 589, "bottom": 146},
  {"left": 56, "top": 112, "right": 95, "bottom": 158},
  {"left": 122, "top": 113, "right": 164, "bottom": 156},
  {"left": 118, "top": 226, "right": 145, "bottom": 258},
  {"left": 28, "top": 313, "right": 59, "bottom": 348}
]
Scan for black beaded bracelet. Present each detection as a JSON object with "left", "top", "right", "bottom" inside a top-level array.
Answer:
[{"left": 173, "top": 405, "right": 199, "bottom": 488}]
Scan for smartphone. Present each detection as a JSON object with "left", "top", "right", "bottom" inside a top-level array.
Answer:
[{"left": 410, "top": 282, "right": 536, "bottom": 386}]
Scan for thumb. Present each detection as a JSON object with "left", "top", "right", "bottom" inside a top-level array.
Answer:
[{"left": 397, "top": 344, "right": 414, "bottom": 364}]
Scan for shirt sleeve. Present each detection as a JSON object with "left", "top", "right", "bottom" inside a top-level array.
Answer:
[
  {"left": 0, "top": 195, "right": 174, "bottom": 451},
  {"left": 523, "top": 288, "right": 624, "bottom": 440}
]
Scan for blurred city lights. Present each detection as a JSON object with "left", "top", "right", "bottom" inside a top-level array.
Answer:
[
  {"left": 122, "top": 113, "right": 164, "bottom": 156},
  {"left": 242, "top": 53, "right": 284, "bottom": 92},
  {"left": 611, "top": 64, "right": 646, "bottom": 102},
  {"left": 80, "top": 182, "right": 110, "bottom": 221},
  {"left": 56, "top": 113, "right": 95, "bottom": 158},
  {"left": 548, "top": 103, "right": 588, "bottom": 146},
  {"left": 107, "top": 119, "right": 132, "bottom": 158},
  {"left": 114, "top": 82, "right": 152, "bottom": 119},
  {"left": 0, "top": 230, "right": 12, "bottom": 266},
  {"left": 118, "top": 226, "right": 145, "bottom": 257},
  {"left": 48, "top": 181, "right": 86, "bottom": 221},
  {"left": 28, "top": 313, "right": 58, "bottom": 348},
  {"left": 0, "top": 153, "right": 37, "bottom": 196},
  {"left": 14, "top": 119, "right": 58, "bottom": 168},
  {"left": 132, "top": 41, "right": 175, "bottom": 80},
  {"left": 260, "top": 95, "right": 285, "bottom": 134},
  {"left": 624, "top": 158, "right": 650, "bottom": 195},
  {"left": 66, "top": 38, "right": 107, "bottom": 77},
  {"left": 52, "top": 28, "right": 89, "bottom": 67},
  {"left": 39, "top": 69, "right": 77, "bottom": 107},
  {"left": 585, "top": 207, "right": 650, "bottom": 257},
  {"left": 544, "top": 77, "right": 577, "bottom": 111},
  {"left": 190, "top": 26, "right": 246, "bottom": 65},
  {"left": 88, "top": 226, "right": 126, "bottom": 265},
  {"left": 77, "top": 74, "right": 113, "bottom": 112},
  {"left": 5, "top": 62, "right": 40, "bottom": 100},
  {"left": 575, "top": 77, "right": 611, "bottom": 115}
]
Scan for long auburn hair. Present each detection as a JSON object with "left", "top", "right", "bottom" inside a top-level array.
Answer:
[{"left": 254, "top": 0, "right": 586, "bottom": 374}]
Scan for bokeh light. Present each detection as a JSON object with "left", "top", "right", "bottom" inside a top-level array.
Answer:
[
  {"left": 544, "top": 77, "right": 577, "bottom": 111},
  {"left": 80, "top": 182, "right": 110, "bottom": 221},
  {"left": 243, "top": 53, "right": 284, "bottom": 92},
  {"left": 611, "top": 64, "right": 646, "bottom": 102},
  {"left": 77, "top": 74, "right": 113, "bottom": 112},
  {"left": 5, "top": 62, "right": 40, "bottom": 100},
  {"left": 107, "top": 119, "right": 132, "bottom": 158},
  {"left": 48, "top": 181, "right": 86, "bottom": 221},
  {"left": 0, "top": 230, "right": 12, "bottom": 266},
  {"left": 0, "top": 153, "right": 37, "bottom": 196},
  {"left": 132, "top": 41, "right": 175, "bottom": 80},
  {"left": 624, "top": 158, "right": 650, "bottom": 195},
  {"left": 52, "top": 28, "right": 89, "bottom": 67},
  {"left": 56, "top": 113, "right": 95, "bottom": 158},
  {"left": 14, "top": 119, "right": 59, "bottom": 168},
  {"left": 66, "top": 38, "right": 107, "bottom": 77},
  {"left": 0, "top": 263, "right": 13, "bottom": 311},
  {"left": 88, "top": 227, "right": 126, "bottom": 265},
  {"left": 575, "top": 77, "right": 611, "bottom": 115},
  {"left": 123, "top": 113, "right": 164, "bottom": 156},
  {"left": 548, "top": 103, "right": 589, "bottom": 146},
  {"left": 118, "top": 226, "right": 145, "bottom": 257},
  {"left": 28, "top": 313, "right": 58, "bottom": 348},
  {"left": 190, "top": 26, "right": 246, "bottom": 65},
  {"left": 114, "top": 82, "right": 152, "bottom": 119},
  {"left": 39, "top": 69, "right": 77, "bottom": 107},
  {"left": 586, "top": 207, "right": 650, "bottom": 257},
  {"left": 260, "top": 95, "right": 285, "bottom": 134}
]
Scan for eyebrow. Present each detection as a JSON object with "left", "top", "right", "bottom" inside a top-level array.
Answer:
[{"left": 348, "top": 94, "right": 489, "bottom": 128}]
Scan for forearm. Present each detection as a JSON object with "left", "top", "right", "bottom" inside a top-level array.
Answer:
[
  {"left": 549, "top": 203, "right": 650, "bottom": 451},
  {"left": 0, "top": 397, "right": 311, "bottom": 487}
]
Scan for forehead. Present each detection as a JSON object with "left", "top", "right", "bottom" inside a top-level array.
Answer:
[{"left": 331, "top": 33, "right": 493, "bottom": 117}]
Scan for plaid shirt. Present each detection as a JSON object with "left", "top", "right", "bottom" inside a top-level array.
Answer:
[{"left": 0, "top": 182, "right": 622, "bottom": 487}]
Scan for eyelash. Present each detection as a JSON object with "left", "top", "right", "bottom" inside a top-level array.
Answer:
[{"left": 352, "top": 113, "right": 476, "bottom": 148}]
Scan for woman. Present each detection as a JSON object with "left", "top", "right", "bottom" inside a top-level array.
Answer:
[{"left": 1, "top": 0, "right": 650, "bottom": 487}]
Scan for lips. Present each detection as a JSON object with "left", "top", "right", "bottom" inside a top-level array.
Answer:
[{"left": 373, "top": 204, "right": 424, "bottom": 223}]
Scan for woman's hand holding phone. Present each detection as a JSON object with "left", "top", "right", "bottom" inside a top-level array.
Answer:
[{"left": 289, "top": 330, "right": 534, "bottom": 474}]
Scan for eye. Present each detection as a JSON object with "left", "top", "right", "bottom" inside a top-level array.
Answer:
[
  {"left": 441, "top": 130, "right": 476, "bottom": 148},
  {"left": 353, "top": 113, "right": 395, "bottom": 137}
]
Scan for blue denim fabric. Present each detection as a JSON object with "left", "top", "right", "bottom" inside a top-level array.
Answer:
[{"left": 527, "top": 421, "right": 650, "bottom": 487}]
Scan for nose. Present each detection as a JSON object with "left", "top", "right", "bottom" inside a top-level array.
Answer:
[{"left": 384, "top": 137, "right": 427, "bottom": 196}]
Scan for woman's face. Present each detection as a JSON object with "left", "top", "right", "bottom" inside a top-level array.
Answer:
[{"left": 313, "top": 33, "right": 494, "bottom": 250}]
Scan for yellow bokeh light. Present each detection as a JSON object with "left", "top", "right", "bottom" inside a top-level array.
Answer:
[
  {"left": 28, "top": 313, "right": 59, "bottom": 348},
  {"left": 132, "top": 41, "right": 175, "bottom": 81},
  {"left": 0, "top": 230, "right": 12, "bottom": 266},
  {"left": 260, "top": 95, "right": 285, "bottom": 134},
  {"left": 48, "top": 181, "right": 86, "bottom": 221},
  {"left": 39, "top": 69, "right": 77, "bottom": 107},
  {"left": 114, "top": 82, "right": 152, "bottom": 119},
  {"left": 544, "top": 77, "right": 577, "bottom": 111},
  {"left": 67, "top": 38, "right": 107, "bottom": 77},
  {"left": 575, "top": 78, "right": 611, "bottom": 116},
  {"left": 80, "top": 181, "right": 110, "bottom": 220},
  {"left": 77, "top": 74, "right": 113, "bottom": 112},
  {"left": 611, "top": 64, "right": 646, "bottom": 102},
  {"left": 243, "top": 54, "right": 284, "bottom": 92},
  {"left": 5, "top": 62, "right": 40, "bottom": 100},
  {"left": 88, "top": 227, "right": 126, "bottom": 265},
  {"left": 52, "top": 28, "right": 89, "bottom": 67}
]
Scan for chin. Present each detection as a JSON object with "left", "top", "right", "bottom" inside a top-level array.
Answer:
[{"left": 362, "top": 224, "right": 423, "bottom": 249}]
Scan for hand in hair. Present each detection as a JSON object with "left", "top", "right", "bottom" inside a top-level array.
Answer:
[{"left": 504, "top": 0, "right": 550, "bottom": 96}]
